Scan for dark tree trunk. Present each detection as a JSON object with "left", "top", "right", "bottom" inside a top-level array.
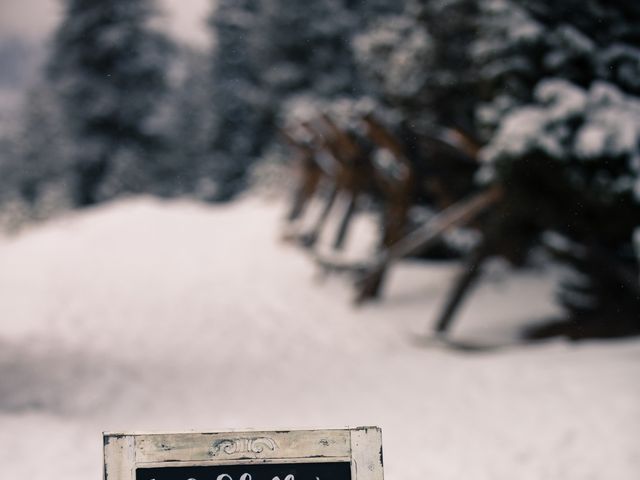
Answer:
[{"left": 73, "top": 156, "right": 109, "bottom": 207}]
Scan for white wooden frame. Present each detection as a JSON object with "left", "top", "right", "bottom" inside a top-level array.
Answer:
[{"left": 104, "top": 427, "right": 383, "bottom": 480}]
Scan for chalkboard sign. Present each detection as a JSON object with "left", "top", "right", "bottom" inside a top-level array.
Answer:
[
  {"left": 137, "top": 462, "right": 351, "bottom": 480},
  {"left": 104, "top": 428, "right": 383, "bottom": 480}
]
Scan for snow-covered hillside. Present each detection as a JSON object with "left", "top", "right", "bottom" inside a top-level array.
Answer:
[{"left": 0, "top": 197, "right": 638, "bottom": 480}]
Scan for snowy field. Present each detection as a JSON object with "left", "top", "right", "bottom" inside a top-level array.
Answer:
[{"left": 0, "top": 196, "right": 638, "bottom": 480}]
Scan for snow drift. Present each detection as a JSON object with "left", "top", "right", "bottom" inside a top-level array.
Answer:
[{"left": 0, "top": 197, "right": 638, "bottom": 480}]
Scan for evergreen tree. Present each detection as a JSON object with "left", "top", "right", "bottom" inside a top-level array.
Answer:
[
  {"left": 207, "top": 0, "right": 401, "bottom": 201},
  {"left": 353, "top": 5, "right": 433, "bottom": 122},
  {"left": 161, "top": 46, "right": 217, "bottom": 199},
  {"left": 253, "top": 0, "right": 361, "bottom": 98},
  {"left": 476, "top": 0, "right": 640, "bottom": 335},
  {"left": 353, "top": 0, "right": 479, "bottom": 133},
  {"left": 0, "top": 107, "right": 20, "bottom": 205},
  {"left": 12, "top": 83, "right": 73, "bottom": 207},
  {"left": 474, "top": 0, "right": 640, "bottom": 135},
  {"left": 49, "top": 0, "right": 170, "bottom": 206},
  {"left": 207, "top": 0, "right": 266, "bottom": 201}
]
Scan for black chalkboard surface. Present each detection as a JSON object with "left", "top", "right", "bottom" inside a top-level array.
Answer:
[{"left": 137, "top": 462, "right": 352, "bottom": 480}]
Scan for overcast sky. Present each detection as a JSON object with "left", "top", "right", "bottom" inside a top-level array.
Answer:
[{"left": 0, "top": 0, "right": 212, "bottom": 46}]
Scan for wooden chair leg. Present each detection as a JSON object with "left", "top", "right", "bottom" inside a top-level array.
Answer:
[
  {"left": 382, "top": 193, "right": 411, "bottom": 247},
  {"left": 301, "top": 184, "right": 338, "bottom": 248},
  {"left": 287, "top": 163, "right": 321, "bottom": 222},
  {"left": 355, "top": 265, "right": 388, "bottom": 303},
  {"left": 354, "top": 195, "right": 410, "bottom": 302},
  {"left": 288, "top": 190, "right": 307, "bottom": 222},
  {"left": 287, "top": 183, "right": 310, "bottom": 222},
  {"left": 434, "top": 244, "right": 491, "bottom": 334},
  {"left": 333, "top": 193, "right": 358, "bottom": 250}
]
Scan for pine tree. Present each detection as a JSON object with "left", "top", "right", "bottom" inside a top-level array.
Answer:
[
  {"left": 477, "top": 0, "right": 640, "bottom": 335},
  {"left": 474, "top": 0, "right": 640, "bottom": 134},
  {"left": 253, "top": 0, "right": 360, "bottom": 98},
  {"left": 161, "top": 46, "right": 217, "bottom": 199},
  {"left": 49, "top": 0, "right": 170, "bottom": 206},
  {"left": 353, "top": 0, "right": 480, "bottom": 133},
  {"left": 207, "top": 0, "right": 401, "bottom": 201},
  {"left": 353, "top": 5, "right": 433, "bottom": 121},
  {"left": 207, "top": 0, "right": 266, "bottom": 201},
  {"left": 12, "top": 83, "right": 72, "bottom": 207}
]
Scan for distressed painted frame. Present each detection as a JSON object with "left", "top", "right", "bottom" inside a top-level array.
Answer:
[{"left": 104, "top": 427, "right": 383, "bottom": 480}]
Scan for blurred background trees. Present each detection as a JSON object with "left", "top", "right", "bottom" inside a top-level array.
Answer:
[
  {"left": 48, "top": 0, "right": 171, "bottom": 206},
  {"left": 206, "top": 0, "right": 402, "bottom": 201},
  {"left": 0, "top": 0, "right": 638, "bottom": 337},
  {"left": 475, "top": 0, "right": 640, "bottom": 336}
]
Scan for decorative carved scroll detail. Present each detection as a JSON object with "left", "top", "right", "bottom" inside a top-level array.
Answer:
[{"left": 210, "top": 437, "right": 278, "bottom": 456}]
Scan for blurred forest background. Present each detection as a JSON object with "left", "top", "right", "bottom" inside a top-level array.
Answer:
[
  {"left": 0, "top": 0, "right": 639, "bottom": 338},
  {"left": 1, "top": 3, "right": 640, "bottom": 479}
]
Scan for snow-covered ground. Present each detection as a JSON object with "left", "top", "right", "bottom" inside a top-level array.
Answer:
[{"left": 0, "top": 196, "right": 638, "bottom": 480}]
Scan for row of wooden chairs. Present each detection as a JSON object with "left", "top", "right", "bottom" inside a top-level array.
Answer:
[{"left": 280, "top": 108, "right": 503, "bottom": 336}]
